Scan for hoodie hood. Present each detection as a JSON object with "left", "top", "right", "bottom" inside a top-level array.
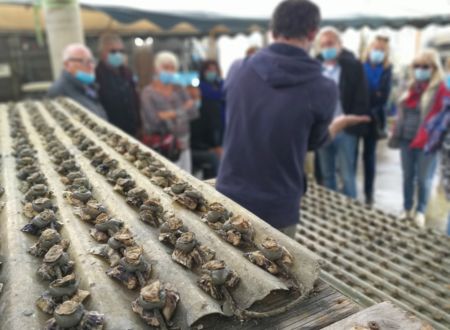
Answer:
[{"left": 249, "top": 43, "right": 323, "bottom": 88}]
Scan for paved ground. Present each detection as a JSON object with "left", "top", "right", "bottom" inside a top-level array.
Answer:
[{"left": 355, "top": 139, "right": 447, "bottom": 232}]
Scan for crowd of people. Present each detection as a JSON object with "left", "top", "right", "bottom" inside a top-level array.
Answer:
[{"left": 47, "top": 0, "right": 450, "bottom": 236}]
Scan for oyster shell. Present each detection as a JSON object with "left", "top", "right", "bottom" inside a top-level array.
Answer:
[
  {"left": 113, "top": 177, "right": 136, "bottom": 195},
  {"left": 125, "top": 187, "right": 148, "bottom": 208},
  {"left": 172, "top": 232, "right": 215, "bottom": 269},
  {"left": 203, "top": 202, "right": 231, "bottom": 230},
  {"left": 28, "top": 229, "right": 69, "bottom": 257},
  {"left": 220, "top": 215, "right": 255, "bottom": 247},
  {"left": 106, "top": 168, "right": 130, "bottom": 184},
  {"left": 139, "top": 199, "right": 164, "bottom": 227},
  {"left": 38, "top": 245, "right": 74, "bottom": 281},
  {"left": 132, "top": 281, "right": 180, "bottom": 327},
  {"left": 107, "top": 245, "right": 151, "bottom": 289},
  {"left": 198, "top": 260, "right": 240, "bottom": 300},
  {"left": 159, "top": 217, "right": 188, "bottom": 246},
  {"left": 172, "top": 188, "right": 208, "bottom": 212}
]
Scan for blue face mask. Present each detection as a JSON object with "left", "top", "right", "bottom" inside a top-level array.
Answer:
[
  {"left": 159, "top": 71, "right": 176, "bottom": 85},
  {"left": 321, "top": 47, "right": 338, "bottom": 61},
  {"left": 205, "top": 71, "right": 218, "bottom": 82},
  {"left": 75, "top": 71, "right": 95, "bottom": 85},
  {"left": 107, "top": 52, "right": 124, "bottom": 68},
  {"left": 370, "top": 50, "right": 385, "bottom": 64},
  {"left": 414, "top": 68, "right": 432, "bottom": 82},
  {"left": 445, "top": 74, "right": 450, "bottom": 90}
]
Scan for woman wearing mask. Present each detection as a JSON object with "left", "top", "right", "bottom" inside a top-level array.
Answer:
[
  {"left": 359, "top": 36, "right": 392, "bottom": 205},
  {"left": 190, "top": 60, "right": 225, "bottom": 179},
  {"left": 140, "top": 51, "right": 199, "bottom": 172},
  {"left": 421, "top": 58, "right": 450, "bottom": 233},
  {"left": 391, "top": 49, "right": 443, "bottom": 226}
]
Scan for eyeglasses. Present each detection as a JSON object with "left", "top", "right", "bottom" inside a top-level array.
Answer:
[
  {"left": 109, "top": 49, "right": 124, "bottom": 54},
  {"left": 67, "top": 57, "right": 96, "bottom": 66},
  {"left": 413, "top": 64, "right": 431, "bottom": 69}
]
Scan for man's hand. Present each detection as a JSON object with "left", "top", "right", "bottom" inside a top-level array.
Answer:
[
  {"left": 158, "top": 111, "right": 177, "bottom": 121},
  {"left": 328, "top": 115, "right": 371, "bottom": 139}
]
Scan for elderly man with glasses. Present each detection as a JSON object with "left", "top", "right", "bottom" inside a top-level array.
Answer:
[{"left": 48, "top": 43, "right": 108, "bottom": 119}]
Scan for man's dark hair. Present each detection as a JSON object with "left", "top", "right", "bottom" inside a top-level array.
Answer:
[{"left": 271, "top": 0, "right": 321, "bottom": 40}]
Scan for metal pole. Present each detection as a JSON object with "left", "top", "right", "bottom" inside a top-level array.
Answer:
[{"left": 43, "top": 0, "right": 84, "bottom": 79}]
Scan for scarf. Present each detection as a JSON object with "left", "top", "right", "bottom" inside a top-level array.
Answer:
[
  {"left": 364, "top": 62, "right": 384, "bottom": 90},
  {"left": 403, "top": 81, "right": 429, "bottom": 109},
  {"left": 410, "top": 83, "right": 450, "bottom": 149}
]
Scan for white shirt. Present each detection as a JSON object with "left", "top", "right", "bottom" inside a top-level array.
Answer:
[{"left": 322, "top": 64, "right": 343, "bottom": 118}]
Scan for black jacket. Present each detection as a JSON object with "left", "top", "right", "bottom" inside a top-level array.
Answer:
[
  {"left": 190, "top": 99, "right": 223, "bottom": 150},
  {"left": 368, "top": 64, "right": 392, "bottom": 108},
  {"left": 95, "top": 61, "right": 141, "bottom": 136},
  {"left": 318, "top": 50, "right": 370, "bottom": 136}
]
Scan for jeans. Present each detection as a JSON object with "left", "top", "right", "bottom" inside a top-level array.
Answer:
[
  {"left": 400, "top": 141, "right": 438, "bottom": 213},
  {"left": 318, "top": 132, "right": 358, "bottom": 198},
  {"left": 356, "top": 133, "right": 378, "bottom": 202}
]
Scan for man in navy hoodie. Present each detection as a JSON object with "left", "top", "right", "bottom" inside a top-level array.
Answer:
[{"left": 216, "top": 0, "right": 370, "bottom": 237}]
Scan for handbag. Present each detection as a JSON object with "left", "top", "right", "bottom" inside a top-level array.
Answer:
[
  {"left": 387, "top": 121, "right": 401, "bottom": 149},
  {"left": 141, "top": 129, "right": 182, "bottom": 162}
]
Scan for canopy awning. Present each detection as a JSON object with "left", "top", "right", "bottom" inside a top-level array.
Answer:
[{"left": 0, "top": 1, "right": 449, "bottom": 36}]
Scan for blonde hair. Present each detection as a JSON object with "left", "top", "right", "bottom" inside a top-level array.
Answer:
[
  {"left": 154, "top": 51, "right": 179, "bottom": 71},
  {"left": 410, "top": 48, "right": 443, "bottom": 86},
  {"left": 363, "top": 36, "right": 391, "bottom": 68}
]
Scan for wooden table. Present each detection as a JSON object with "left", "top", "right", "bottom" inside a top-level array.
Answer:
[{"left": 196, "top": 279, "right": 361, "bottom": 329}]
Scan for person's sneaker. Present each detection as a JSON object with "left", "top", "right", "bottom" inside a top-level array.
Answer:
[
  {"left": 399, "top": 210, "right": 413, "bottom": 221},
  {"left": 365, "top": 197, "right": 374, "bottom": 208},
  {"left": 415, "top": 212, "right": 426, "bottom": 228}
]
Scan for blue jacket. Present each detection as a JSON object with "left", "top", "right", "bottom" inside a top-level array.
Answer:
[{"left": 216, "top": 43, "right": 337, "bottom": 228}]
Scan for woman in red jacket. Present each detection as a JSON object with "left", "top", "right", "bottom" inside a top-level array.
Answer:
[{"left": 392, "top": 49, "right": 444, "bottom": 227}]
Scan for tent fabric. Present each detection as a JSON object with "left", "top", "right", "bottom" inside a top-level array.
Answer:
[
  {"left": 88, "top": 4, "right": 450, "bottom": 31},
  {"left": 0, "top": 2, "right": 449, "bottom": 36},
  {"left": 0, "top": 4, "right": 164, "bottom": 34}
]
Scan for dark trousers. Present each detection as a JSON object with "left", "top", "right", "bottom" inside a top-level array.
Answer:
[
  {"left": 192, "top": 149, "right": 219, "bottom": 179},
  {"left": 357, "top": 133, "right": 377, "bottom": 202}
]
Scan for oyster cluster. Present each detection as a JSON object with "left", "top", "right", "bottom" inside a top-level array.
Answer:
[
  {"left": 139, "top": 198, "right": 165, "bottom": 227},
  {"left": 105, "top": 244, "right": 152, "bottom": 289},
  {"left": 158, "top": 216, "right": 188, "bottom": 246},
  {"left": 45, "top": 300, "right": 104, "bottom": 330},
  {"left": 31, "top": 107, "right": 152, "bottom": 291},
  {"left": 131, "top": 281, "right": 180, "bottom": 328},
  {"left": 51, "top": 99, "right": 302, "bottom": 318},
  {"left": 171, "top": 232, "right": 215, "bottom": 269},
  {"left": 245, "top": 237, "right": 294, "bottom": 276},
  {"left": 197, "top": 260, "right": 240, "bottom": 300},
  {"left": 35, "top": 100, "right": 180, "bottom": 329},
  {"left": 10, "top": 104, "right": 102, "bottom": 328},
  {"left": 56, "top": 100, "right": 245, "bottom": 302},
  {"left": 219, "top": 215, "right": 256, "bottom": 248},
  {"left": 29, "top": 228, "right": 69, "bottom": 258},
  {"left": 166, "top": 182, "right": 208, "bottom": 212}
]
